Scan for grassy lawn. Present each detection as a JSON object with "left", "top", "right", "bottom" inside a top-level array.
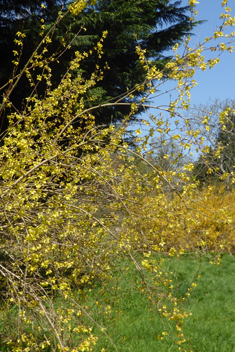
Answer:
[
  {"left": 179, "top": 253, "right": 235, "bottom": 352},
  {"left": 1, "top": 253, "right": 235, "bottom": 351},
  {"left": 86, "top": 253, "right": 235, "bottom": 352}
]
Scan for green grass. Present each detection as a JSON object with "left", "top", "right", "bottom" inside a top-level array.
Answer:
[
  {"left": 178, "top": 254, "right": 235, "bottom": 352},
  {"left": 1, "top": 253, "right": 235, "bottom": 351},
  {"left": 86, "top": 253, "right": 235, "bottom": 352}
]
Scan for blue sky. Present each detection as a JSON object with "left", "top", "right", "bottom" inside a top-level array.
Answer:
[
  {"left": 137, "top": 1, "right": 235, "bottom": 156},
  {"left": 144, "top": 0, "right": 235, "bottom": 115},
  {"left": 171, "top": 0, "right": 235, "bottom": 107}
]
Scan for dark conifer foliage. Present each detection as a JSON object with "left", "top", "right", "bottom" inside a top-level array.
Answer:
[{"left": 0, "top": 0, "right": 197, "bottom": 132}]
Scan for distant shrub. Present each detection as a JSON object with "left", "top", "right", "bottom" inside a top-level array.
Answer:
[{"left": 127, "top": 187, "right": 235, "bottom": 254}]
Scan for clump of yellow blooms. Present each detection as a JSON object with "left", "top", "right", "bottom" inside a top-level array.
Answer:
[
  {"left": 129, "top": 186, "right": 235, "bottom": 254},
  {"left": 68, "top": 0, "right": 88, "bottom": 16}
]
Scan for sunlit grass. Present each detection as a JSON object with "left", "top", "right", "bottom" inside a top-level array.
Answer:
[
  {"left": 1, "top": 253, "right": 235, "bottom": 351},
  {"left": 88, "top": 253, "right": 235, "bottom": 352}
]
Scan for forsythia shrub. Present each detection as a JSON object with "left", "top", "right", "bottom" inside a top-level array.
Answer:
[
  {"left": 0, "top": 1, "right": 235, "bottom": 351},
  {"left": 130, "top": 187, "right": 235, "bottom": 254}
]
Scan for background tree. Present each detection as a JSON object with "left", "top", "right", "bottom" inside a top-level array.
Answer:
[
  {"left": 191, "top": 99, "right": 235, "bottom": 186},
  {"left": 0, "top": 0, "right": 61, "bottom": 88},
  {"left": 0, "top": 0, "right": 63, "bottom": 132},
  {"left": 0, "top": 0, "right": 198, "bottom": 133},
  {"left": 149, "top": 135, "right": 190, "bottom": 171}
]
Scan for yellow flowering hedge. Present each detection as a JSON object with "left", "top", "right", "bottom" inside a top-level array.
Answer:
[{"left": 129, "top": 186, "right": 235, "bottom": 254}]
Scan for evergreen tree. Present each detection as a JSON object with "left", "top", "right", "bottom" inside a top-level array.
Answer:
[
  {"left": 0, "top": 0, "right": 61, "bottom": 85},
  {"left": 0, "top": 0, "right": 198, "bottom": 132}
]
